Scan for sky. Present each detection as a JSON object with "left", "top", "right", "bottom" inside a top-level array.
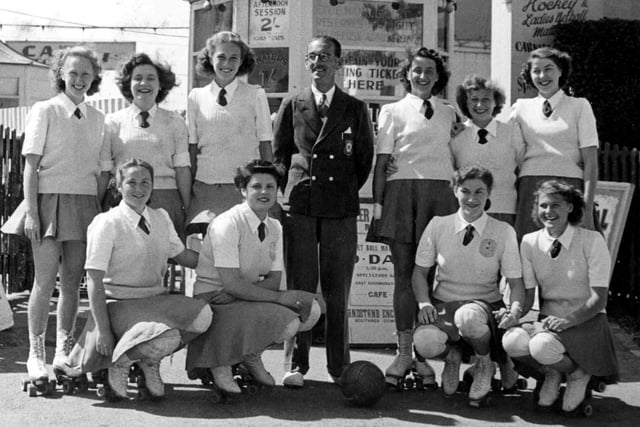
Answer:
[{"left": 0, "top": 0, "right": 191, "bottom": 110}]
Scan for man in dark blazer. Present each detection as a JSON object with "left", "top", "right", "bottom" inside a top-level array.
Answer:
[{"left": 273, "top": 35, "right": 374, "bottom": 387}]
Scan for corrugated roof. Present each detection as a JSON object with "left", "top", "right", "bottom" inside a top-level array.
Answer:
[{"left": 0, "top": 40, "right": 48, "bottom": 67}]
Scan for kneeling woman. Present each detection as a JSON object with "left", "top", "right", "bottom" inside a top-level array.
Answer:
[
  {"left": 62, "top": 159, "right": 212, "bottom": 400},
  {"left": 412, "top": 165, "right": 527, "bottom": 405},
  {"left": 186, "top": 160, "right": 319, "bottom": 394},
  {"left": 502, "top": 181, "right": 618, "bottom": 413}
]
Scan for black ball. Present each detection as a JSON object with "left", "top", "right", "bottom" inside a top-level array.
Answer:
[{"left": 340, "top": 361, "right": 385, "bottom": 407}]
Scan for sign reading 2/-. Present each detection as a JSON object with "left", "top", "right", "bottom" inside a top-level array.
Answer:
[{"left": 249, "top": 1, "right": 289, "bottom": 44}]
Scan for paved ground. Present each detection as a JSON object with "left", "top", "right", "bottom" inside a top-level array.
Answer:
[{"left": 1, "top": 293, "right": 640, "bottom": 427}]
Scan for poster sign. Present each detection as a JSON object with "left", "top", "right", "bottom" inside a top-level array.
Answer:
[
  {"left": 594, "top": 181, "right": 634, "bottom": 276},
  {"left": 510, "top": 0, "right": 602, "bottom": 100},
  {"left": 338, "top": 50, "right": 405, "bottom": 98},
  {"left": 313, "top": 0, "right": 423, "bottom": 48},
  {"left": 6, "top": 41, "right": 135, "bottom": 71},
  {"left": 247, "top": 47, "right": 289, "bottom": 93},
  {"left": 249, "top": 0, "right": 289, "bottom": 44},
  {"left": 349, "top": 202, "right": 395, "bottom": 345}
]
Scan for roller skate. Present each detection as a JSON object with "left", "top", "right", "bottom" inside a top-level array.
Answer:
[
  {"left": 468, "top": 354, "right": 495, "bottom": 407},
  {"left": 135, "top": 359, "right": 165, "bottom": 400},
  {"left": 22, "top": 333, "right": 56, "bottom": 397},
  {"left": 497, "top": 357, "right": 527, "bottom": 393},
  {"left": 94, "top": 355, "right": 135, "bottom": 401},
  {"left": 561, "top": 367, "right": 593, "bottom": 417},
  {"left": 441, "top": 345, "right": 462, "bottom": 397},
  {"left": 52, "top": 332, "right": 89, "bottom": 395},
  {"left": 187, "top": 367, "right": 225, "bottom": 403},
  {"left": 412, "top": 359, "right": 438, "bottom": 390},
  {"left": 535, "top": 366, "right": 562, "bottom": 412},
  {"left": 92, "top": 369, "right": 122, "bottom": 402},
  {"left": 238, "top": 352, "right": 274, "bottom": 392},
  {"left": 385, "top": 330, "right": 413, "bottom": 391}
]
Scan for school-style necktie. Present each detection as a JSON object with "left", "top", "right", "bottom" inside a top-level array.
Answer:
[
  {"left": 543, "top": 100, "right": 553, "bottom": 118},
  {"left": 139, "top": 111, "right": 150, "bottom": 128},
  {"left": 258, "top": 222, "right": 266, "bottom": 242},
  {"left": 550, "top": 239, "right": 561, "bottom": 259},
  {"left": 477, "top": 128, "right": 488, "bottom": 145},
  {"left": 318, "top": 93, "right": 329, "bottom": 118},
  {"left": 73, "top": 108, "right": 82, "bottom": 119},
  {"left": 462, "top": 224, "right": 475, "bottom": 246},
  {"left": 138, "top": 216, "right": 150, "bottom": 235},
  {"left": 423, "top": 100, "right": 434, "bottom": 120},
  {"left": 217, "top": 88, "right": 228, "bottom": 106}
]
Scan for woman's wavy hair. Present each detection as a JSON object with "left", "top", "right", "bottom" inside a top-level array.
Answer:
[
  {"left": 234, "top": 159, "right": 281, "bottom": 191},
  {"left": 196, "top": 31, "right": 255, "bottom": 77},
  {"left": 456, "top": 75, "right": 506, "bottom": 119},
  {"left": 116, "top": 158, "right": 155, "bottom": 188},
  {"left": 116, "top": 53, "right": 177, "bottom": 103},
  {"left": 520, "top": 47, "right": 572, "bottom": 91},
  {"left": 50, "top": 46, "right": 102, "bottom": 96},
  {"left": 531, "top": 179, "right": 585, "bottom": 226},
  {"left": 399, "top": 47, "right": 449, "bottom": 95}
]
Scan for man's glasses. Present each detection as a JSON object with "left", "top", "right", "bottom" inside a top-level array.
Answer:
[{"left": 305, "top": 52, "right": 334, "bottom": 63}]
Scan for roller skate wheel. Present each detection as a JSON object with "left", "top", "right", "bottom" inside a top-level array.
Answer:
[
  {"left": 62, "top": 381, "right": 74, "bottom": 394},
  {"left": 593, "top": 381, "right": 606, "bottom": 393},
  {"left": 78, "top": 377, "right": 90, "bottom": 393},
  {"left": 137, "top": 388, "right": 149, "bottom": 401},
  {"left": 21, "top": 379, "right": 28, "bottom": 392},
  {"left": 582, "top": 402, "right": 593, "bottom": 417},
  {"left": 246, "top": 384, "right": 258, "bottom": 395},
  {"left": 28, "top": 383, "right": 37, "bottom": 397},
  {"left": 96, "top": 386, "right": 106, "bottom": 399},
  {"left": 44, "top": 380, "right": 56, "bottom": 396},
  {"left": 405, "top": 378, "right": 415, "bottom": 390},
  {"left": 211, "top": 390, "right": 223, "bottom": 404},
  {"left": 135, "top": 375, "right": 145, "bottom": 389}
]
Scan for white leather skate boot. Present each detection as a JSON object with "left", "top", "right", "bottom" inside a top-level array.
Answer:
[
  {"left": 385, "top": 330, "right": 413, "bottom": 387},
  {"left": 27, "top": 333, "right": 48, "bottom": 380}
]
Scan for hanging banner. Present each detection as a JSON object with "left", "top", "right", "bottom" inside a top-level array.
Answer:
[
  {"left": 349, "top": 202, "right": 395, "bottom": 345},
  {"left": 313, "top": 0, "right": 423, "bottom": 48},
  {"left": 249, "top": 0, "right": 289, "bottom": 45}
]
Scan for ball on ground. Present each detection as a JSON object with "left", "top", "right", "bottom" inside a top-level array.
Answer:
[{"left": 340, "top": 360, "right": 385, "bottom": 407}]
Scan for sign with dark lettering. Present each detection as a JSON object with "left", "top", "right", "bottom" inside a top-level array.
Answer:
[
  {"left": 313, "top": 0, "right": 423, "bottom": 48},
  {"left": 594, "top": 181, "right": 634, "bottom": 278},
  {"left": 338, "top": 50, "right": 405, "bottom": 98},
  {"left": 249, "top": 0, "right": 289, "bottom": 44},
  {"left": 248, "top": 47, "right": 289, "bottom": 93},
  {"left": 510, "top": 0, "right": 602, "bottom": 100},
  {"left": 6, "top": 41, "right": 136, "bottom": 71},
  {"left": 349, "top": 202, "right": 395, "bottom": 345}
]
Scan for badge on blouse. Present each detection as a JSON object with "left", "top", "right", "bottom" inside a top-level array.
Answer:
[
  {"left": 269, "top": 242, "right": 277, "bottom": 261},
  {"left": 478, "top": 239, "right": 496, "bottom": 258}
]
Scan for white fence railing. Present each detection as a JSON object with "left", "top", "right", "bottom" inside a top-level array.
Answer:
[{"left": 0, "top": 98, "right": 129, "bottom": 133}]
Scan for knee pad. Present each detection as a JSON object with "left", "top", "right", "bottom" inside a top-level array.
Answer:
[
  {"left": 413, "top": 325, "right": 448, "bottom": 359},
  {"left": 135, "top": 329, "right": 181, "bottom": 361},
  {"left": 298, "top": 300, "right": 321, "bottom": 333},
  {"left": 529, "top": 332, "right": 565, "bottom": 365},
  {"left": 454, "top": 303, "right": 489, "bottom": 339},
  {"left": 502, "top": 327, "right": 531, "bottom": 358},
  {"left": 279, "top": 318, "right": 301, "bottom": 342},
  {"left": 185, "top": 305, "right": 213, "bottom": 334}
]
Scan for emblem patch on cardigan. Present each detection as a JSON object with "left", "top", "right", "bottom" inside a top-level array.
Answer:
[{"left": 478, "top": 239, "right": 496, "bottom": 258}]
